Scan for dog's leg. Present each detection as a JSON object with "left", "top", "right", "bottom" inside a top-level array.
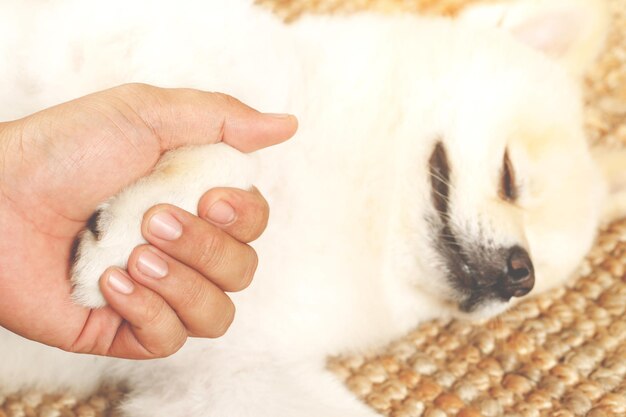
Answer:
[
  {"left": 592, "top": 147, "right": 626, "bottom": 225},
  {"left": 70, "top": 143, "right": 255, "bottom": 308},
  {"left": 116, "top": 354, "right": 381, "bottom": 417},
  {"left": 0, "top": 327, "right": 113, "bottom": 397}
]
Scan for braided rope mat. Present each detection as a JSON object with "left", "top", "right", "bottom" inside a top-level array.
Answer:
[
  {"left": 257, "top": 0, "right": 494, "bottom": 21},
  {"left": 2, "top": 0, "right": 625, "bottom": 416}
]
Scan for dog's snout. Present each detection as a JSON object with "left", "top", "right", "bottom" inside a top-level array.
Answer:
[
  {"left": 503, "top": 246, "right": 534, "bottom": 299},
  {"left": 441, "top": 239, "right": 536, "bottom": 312}
]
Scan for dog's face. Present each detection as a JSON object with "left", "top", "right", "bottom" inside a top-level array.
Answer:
[
  {"left": 417, "top": 94, "right": 606, "bottom": 319},
  {"left": 387, "top": 0, "right": 613, "bottom": 321}
]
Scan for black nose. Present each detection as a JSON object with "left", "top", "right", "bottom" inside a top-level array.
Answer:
[{"left": 502, "top": 246, "right": 535, "bottom": 299}]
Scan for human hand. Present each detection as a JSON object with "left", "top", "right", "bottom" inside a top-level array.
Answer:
[{"left": 0, "top": 84, "right": 297, "bottom": 359}]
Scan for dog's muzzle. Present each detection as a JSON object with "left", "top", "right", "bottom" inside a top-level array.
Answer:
[{"left": 445, "top": 244, "right": 535, "bottom": 313}]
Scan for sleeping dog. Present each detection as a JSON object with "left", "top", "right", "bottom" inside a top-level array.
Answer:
[{"left": 1, "top": 0, "right": 623, "bottom": 416}]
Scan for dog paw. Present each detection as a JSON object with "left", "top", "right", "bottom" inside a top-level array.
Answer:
[
  {"left": 69, "top": 143, "right": 255, "bottom": 308},
  {"left": 70, "top": 200, "right": 145, "bottom": 308}
]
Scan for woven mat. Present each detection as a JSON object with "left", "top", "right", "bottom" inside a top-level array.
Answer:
[
  {"left": 2, "top": 0, "right": 625, "bottom": 416},
  {"left": 257, "top": 0, "right": 493, "bottom": 21}
]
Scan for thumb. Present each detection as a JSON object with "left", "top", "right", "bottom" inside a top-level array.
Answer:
[{"left": 129, "top": 84, "right": 298, "bottom": 152}]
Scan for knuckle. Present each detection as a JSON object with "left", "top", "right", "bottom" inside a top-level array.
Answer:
[
  {"left": 251, "top": 187, "right": 270, "bottom": 214},
  {"left": 114, "top": 82, "right": 153, "bottom": 100},
  {"left": 246, "top": 189, "right": 270, "bottom": 240},
  {"left": 178, "top": 276, "right": 207, "bottom": 311},
  {"left": 178, "top": 279, "right": 234, "bottom": 338},
  {"left": 61, "top": 338, "right": 96, "bottom": 356},
  {"left": 221, "top": 247, "right": 257, "bottom": 293},
  {"left": 211, "top": 92, "right": 241, "bottom": 108},
  {"left": 258, "top": 194, "right": 270, "bottom": 221},
  {"left": 210, "top": 299, "right": 235, "bottom": 338},
  {"left": 146, "top": 346, "right": 168, "bottom": 359},
  {"left": 169, "top": 333, "right": 187, "bottom": 355},
  {"left": 139, "top": 292, "right": 166, "bottom": 327},
  {"left": 249, "top": 204, "right": 269, "bottom": 240},
  {"left": 194, "top": 230, "right": 227, "bottom": 273},
  {"left": 235, "top": 247, "right": 258, "bottom": 291},
  {"left": 148, "top": 336, "right": 185, "bottom": 359},
  {"left": 176, "top": 88, "right": 206, "bottom": 105},
  {"left": 234, "top": 218, "right": 259, "bottom": 244}
]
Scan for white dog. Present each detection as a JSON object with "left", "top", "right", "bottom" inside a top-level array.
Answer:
[{"left": 1, "top": 0, "right": 624, "bottom": 416}]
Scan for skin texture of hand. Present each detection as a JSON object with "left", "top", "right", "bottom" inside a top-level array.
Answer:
[{"left": 0, "top": 83, "right": 298, "bottom": 359}]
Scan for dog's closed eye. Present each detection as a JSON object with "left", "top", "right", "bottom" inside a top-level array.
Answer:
[
  {"left": 499, "top": 149, "right": 517, "bottom": 202},
  {"left": 429, "top": 141, "right": 450, "bottom": 214}
]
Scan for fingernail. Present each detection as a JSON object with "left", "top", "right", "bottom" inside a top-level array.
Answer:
[
  {"left": 108, "top": 270, "right": 134, "bottom": 295},
  {"left": 149, "top": 211, "right": 182, "bottom": 240},
  {"left": 137, "top": 250, "right": 168, "bottom": 279},
  {"left": 263, "top": 112, "right": 291, "bottom": 119},
  {"left": 206, "top": 200, "right": 236, "bottom": 224}
]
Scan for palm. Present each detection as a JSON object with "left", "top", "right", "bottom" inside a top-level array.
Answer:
[{"left": 0, "top": 96, "right": 163, "bottom": 349}]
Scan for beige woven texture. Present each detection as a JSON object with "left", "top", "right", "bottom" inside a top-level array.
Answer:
[{"left": 2, "top": 0, "right": 625, "bottom": 416}]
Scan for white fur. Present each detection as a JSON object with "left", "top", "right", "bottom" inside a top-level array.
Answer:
[
  {"left": 0, "top": 1, "right": 613, "bottom": 416},
  {"left": 458, "top": 0, "right": 608, "bottom": 76}
]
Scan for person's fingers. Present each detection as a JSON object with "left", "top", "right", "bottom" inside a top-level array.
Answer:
[
  {"left": 141, "top": 205, "right": 258, "bottom": 292},
  {"left": 198, "top": 187, "right": 270, "bottom": 243},
  {"left": 98, "top": 268, "right": 189, "bottom": 359},
  {"left": 127, "top": 245, "right": 236, "bottom": 338}
]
